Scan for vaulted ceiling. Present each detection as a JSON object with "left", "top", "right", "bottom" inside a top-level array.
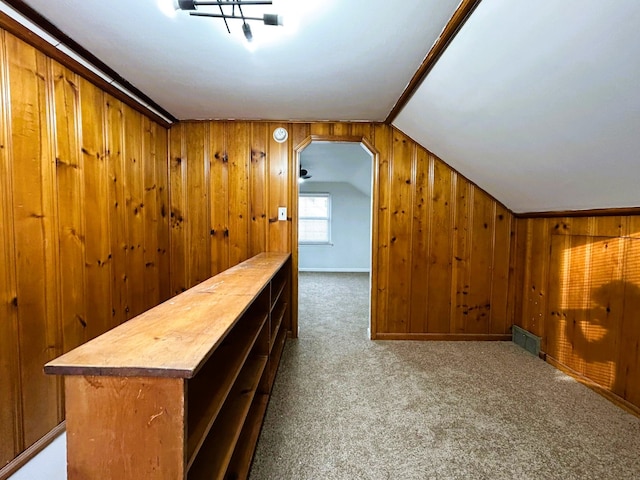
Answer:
[{"left": 5, "top": 0, "right": 640, "bottom": 214}]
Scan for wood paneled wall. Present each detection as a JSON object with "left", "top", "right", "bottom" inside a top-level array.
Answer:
[
  {"left": 168, "top": 121, "right": 516, "bottom": 339},
  {"left": 167, "top": 121, "right": 291, "bottom": 294},
  {"left": 0, "top": 31, "right": 170, "bottom": 468},
  {"left": 514, "top": 215, "right": 640, "bottom": 412}
]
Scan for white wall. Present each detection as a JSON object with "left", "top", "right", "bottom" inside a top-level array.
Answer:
[
  {"left": 299, "top": 182, "right": 371, "bottom": 272},
  {"left": 9, "top": 433, "right": 66, "bottom": 479}
]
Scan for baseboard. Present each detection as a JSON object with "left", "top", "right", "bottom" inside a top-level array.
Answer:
[
  {"left": 374, "top": 333, "right": 512, "bottom": 341},
  {"left": 545, "top": 354, "right": 640, "bottom": 419},
  {"left": 0, "top": 421, "right": 66, "bottom": 480},
  {"left": 298, "top": 268, "right": 370, "bottom": 273}
]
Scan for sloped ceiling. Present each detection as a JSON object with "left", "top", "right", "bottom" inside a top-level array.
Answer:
[
  {"left": 5, "top": 0, "right": 640, "bottom": 213},
  {"left": 394, "top": 0, "right": 640, "bottom": 213},
  {"left": 301, "top": 143, "right": 373, "bottom": 197}
]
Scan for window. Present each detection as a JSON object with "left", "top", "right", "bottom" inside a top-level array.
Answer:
[{"left": 299, "top": 193, "right": 331, "bottom": 244}]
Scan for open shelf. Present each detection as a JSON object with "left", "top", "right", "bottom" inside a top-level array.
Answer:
[
  {"left": 270, "top": 280, "right": 285, "bottom": 311},
  {"left": 187, "top": 355, "right": 268, "bottom": 480},
  {"left": 225, "top": 394, "right": 269, "bottom": 480},
  {"left": 268, "top": 327, "right": 288, "bottom": 390},
  {"left": 270, "top": 301, "right": 287, "bottom": 353},
  {"left": 46, "top": 252, "right": 291, "bottom": 480},
  {"left": 186, "top": 311, "right": 268, "bottom": 465}
]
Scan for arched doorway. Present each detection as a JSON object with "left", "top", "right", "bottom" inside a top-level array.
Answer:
[{"left": 291, "top": 135, "right": 380, "bottom": 339}]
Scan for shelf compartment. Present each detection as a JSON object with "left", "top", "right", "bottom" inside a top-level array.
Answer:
[
  {"left": 187, "top": 355, "right": 268, "bottom": 480},
  {"left": 268, "top": 327, "right": 287, "bottom": 390},
  {"left": 224, "top": 393, "right": 269, "bottom": 480},
  {"left": 186, "top": 311, "right": 268, "bottom": 465},
  {"left": 269, "top": 301, "right": 287, "bottom": 353},
  {"left": 270, "top": 278, "right": 286, "bottom": 312}
]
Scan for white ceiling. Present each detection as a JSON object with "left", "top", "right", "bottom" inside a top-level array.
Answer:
[
  {"left": 16, "top": 0, "right": 461, "bottom": 121},
  {"left": 8, "top": 0, "right": 640, "bottom": 213},
  {"left": 394, "top": 0, "right": 640, "bottom": 213},
  {"left": 301, "top": 142, "right": 373, "bottom": 197}
]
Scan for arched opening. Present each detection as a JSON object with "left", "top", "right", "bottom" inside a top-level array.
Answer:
[{"left": 291, "top": 135, "right": 380, "bottom": 339}]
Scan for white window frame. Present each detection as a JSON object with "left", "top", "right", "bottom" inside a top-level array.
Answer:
[{"left": 299, "top": 193, "right": 332, "bottom": 245}]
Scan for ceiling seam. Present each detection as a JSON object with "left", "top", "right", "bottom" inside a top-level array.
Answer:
[{"left": 384, "top": 0, "right": 482, "bottom": 125}]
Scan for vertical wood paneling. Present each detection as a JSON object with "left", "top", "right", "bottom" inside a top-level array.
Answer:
[
  {"left": 372, "top": 124, "right": 391, "bottom": 335},
  {"left": 490, "top": 204, "right": 512, "bottom": 333},
  {"left": 619, "top": 238, "right": 640, "bottom": 405},
  {"left": 1, "top": 30, "right": 172, "bottom": 467},
  {"left": 0, "top": 29, "right": 21, "bottom": 466},
  {"left": 451, "top": 175, "right": 471, "bottom": 333},
  {"left": 350, "top": 123, "right": 373, "bottom": 141},
  {"left": 517, "top": 215, "right": 640, "bottom": 412},
  {"left": 228, "top": 123, "right": 250, "bottom": 267},
  {"left": 309, "top": 123, "right": 332, "bottom": 137},
  {"left": 249, "top": 123, "right": 267, "bottom": 257},
  {"left": 408, "top": 146, "right": 429, "bottom": 333},
  {"left": 386, "top": 131, "right": 414, "bottom": 334},
  {"left": 209, "top": 121, "right": 229, "bottom": 276},
  {"left": 142, "top": 116, "right": 160, "bottom": 309},
  {"left": 522, "top": 218, "right": 550, "bottom": 337},
  {"left": 267, "top": 123, "right": 289, "bottom": 253},
  {"left": 166, "top": 121, "right": 515, "bottom": 341},
  {"left": 154, "top": 125, "right": 171, "bottom": 301},
  {"left": 185, "top": 122, "right": 210, "bottom": 284},
  {"left": 169, "top": 123, "right": 187, "bottom": 294},
  {"left": 123, "top": 106, "right": 145, "bottom": 318},
  {"left": 466, "top": 188, "right": 494, "bottom": 333},
  {"left": 79, "top": 78, "right": 111, "bottom": 341},
  {"left": 51, "top": 63, "right": 87, "bottom": 354},
  {"left": 106, "top": 97, "right": 128, "bottom": 327},
  {"left": 426, "top": 156, "right": 453, "bottom": 333},
  {"left": 331, "top": 122, "right": 352, "bottom": 137},
  {"left": 7, "top": 36, "right": 60, "bottom": 448}
]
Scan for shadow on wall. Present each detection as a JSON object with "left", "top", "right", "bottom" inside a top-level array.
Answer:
[{"left": 547, "top": 234, "right": 640, "bottom": 408}]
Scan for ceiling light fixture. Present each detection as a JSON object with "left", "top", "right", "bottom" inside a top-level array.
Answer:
[
  {"left": 299, "top": 166, "right": 312, "bottom": 182},
  {"left": 174, "top": 0, "right": 283, "bottom": 42}
]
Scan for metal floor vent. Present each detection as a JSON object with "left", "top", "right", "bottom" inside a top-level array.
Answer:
[{"left": 512, "top": 325, "right": 541, "bottom": 356}]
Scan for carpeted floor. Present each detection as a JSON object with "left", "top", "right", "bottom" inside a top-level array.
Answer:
[{"left": 250, "top": 272, "right": 640, "bottom": 479}]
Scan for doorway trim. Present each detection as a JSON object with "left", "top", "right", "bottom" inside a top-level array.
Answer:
[{"left": 291, "top": 135, "right": 380, "bottom": 340}]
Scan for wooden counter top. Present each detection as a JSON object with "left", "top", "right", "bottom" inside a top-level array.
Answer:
[{"left": 44, "top": 252, "right": 290, "bottom": 379}]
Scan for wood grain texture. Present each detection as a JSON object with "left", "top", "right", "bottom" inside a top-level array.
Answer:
[
  {"left": 123, "top": 105, "right": 145, "bottom": 319},
  {"left": 249, "top": 123, "right": 268, "bottom": 257},
  {"left": 185, "top": 122, "right": 211, "bottom": 285},
  {"left": 50, "top": 254, "right": 289, "bottom": 480},
  {"left": 167, "top": 122, "right": 515, "bottom": 339},
  {"left": 6, "top": 34, "right": 60, "bottom": 449},
  {"left": 0, "top": 29, "right": 21, "bottom": 467},
  {"left": 52, "top": 62, "right": 87, "bottom": 355},
  {"left": 516, "top": 215, "right": 640, "bottom": 412},
  {"left": 228, "top": 123, "right": 250, "bottom": 267},
  {"left": 154, "top": 125, "right": 171, "bottom": 302},
  {"left": 106, "top": 97, "right": 128, "bottom": 329},
  {"left": 169, "top": 123, "right": 188, "bottom": 294},
  {"left": 267, "top": 123, "right": 290, "bottom": 254},
  {"left": 65, "top": 376, "right": 185, "bottom": 480},
  {"left": 45, "top": 253, "right": 290, "bottom": 378},
  {"left": 0, "top": 30, "right": 172, "bottom": 466},
  {"left": 209, "top": 121, "right": 230, "bottom": 276}
]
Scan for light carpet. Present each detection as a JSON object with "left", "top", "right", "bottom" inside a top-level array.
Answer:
[{"left": 250, "top": 272, "right": 640, "bottom": 479}]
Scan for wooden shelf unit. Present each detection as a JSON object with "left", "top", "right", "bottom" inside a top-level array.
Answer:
[{"left": 45, "top": 252, "right": 292, "bottom": 480}]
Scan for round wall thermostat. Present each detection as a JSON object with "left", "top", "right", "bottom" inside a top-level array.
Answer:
[{"left": 273, "top": 127, "right": 288, "bottom": 143}]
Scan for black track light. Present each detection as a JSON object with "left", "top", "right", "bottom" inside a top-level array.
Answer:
[
  {"left": 174, "top": 0, "right": 283, "bottom": 41},
  {"left": 242, "top": 22, "right": 253, "bottom": 41}
]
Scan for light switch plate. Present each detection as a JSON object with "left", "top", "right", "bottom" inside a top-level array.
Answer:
[{"left": 278, "top": 207, "right": 287, "bottom": 221}]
